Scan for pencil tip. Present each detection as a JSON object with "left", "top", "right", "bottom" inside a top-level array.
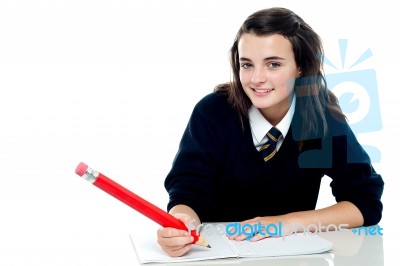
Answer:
[{"left": 195, "top": 234, "right": 211, "bottom": 248}]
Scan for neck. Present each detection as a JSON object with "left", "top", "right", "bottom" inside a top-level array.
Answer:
[{"left": 259, "top": 94, "right": 294, "bottom": 126}]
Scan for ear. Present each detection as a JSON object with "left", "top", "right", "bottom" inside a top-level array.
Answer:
[{"left": 297, "top": 69, "right": 302, "bottom": 78}]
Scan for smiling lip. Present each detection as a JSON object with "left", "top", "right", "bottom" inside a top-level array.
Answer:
[{"left": 252, "top": 88, "right": 274, "bottom": 95}]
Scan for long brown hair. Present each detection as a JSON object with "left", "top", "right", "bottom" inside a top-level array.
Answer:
[{"left": 215, "top": 7, "right": 345, "bottom": 138}]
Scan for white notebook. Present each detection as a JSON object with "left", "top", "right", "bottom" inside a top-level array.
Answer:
[{"left": 129, "top": 223, "right": 333, "bottom": 264}]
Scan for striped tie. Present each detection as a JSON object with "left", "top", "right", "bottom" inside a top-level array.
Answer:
[{"left": 259, "top": 127, "right": 282, "bottom": 162}]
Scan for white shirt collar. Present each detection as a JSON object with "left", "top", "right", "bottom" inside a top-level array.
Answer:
[{"left": 249, "top": 96, "right": 296, "bottom": 146}]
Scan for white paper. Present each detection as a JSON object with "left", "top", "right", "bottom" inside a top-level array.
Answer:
[
  {"left": 129, "top": 223, "right": 332, "bottom": 264},
  {"left": 227, "top": 233, "right": 333, "bottom": 257}
]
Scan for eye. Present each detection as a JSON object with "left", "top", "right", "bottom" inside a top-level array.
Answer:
[
  {"left": 267, "top": 62, "right": 281, "bottom": 68},
  {"left": 240, "top": 63, "right": 253, "bottom": 69}
]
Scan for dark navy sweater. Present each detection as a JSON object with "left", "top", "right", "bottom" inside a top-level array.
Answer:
[{"left": 165, "top": 92, "right": 383, "bottom": 225}]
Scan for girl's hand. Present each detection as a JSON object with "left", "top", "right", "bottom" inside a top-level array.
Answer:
[
  {"left": 227, "top": 216, "right": 292, "bottom": 242},
  {"left": 156, "top": 213, "right": 195, "bottom": 257}
]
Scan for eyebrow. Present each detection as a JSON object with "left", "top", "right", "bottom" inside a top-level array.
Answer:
[{"left": 239, "top": 56, "right": 285, "bottom": 62}]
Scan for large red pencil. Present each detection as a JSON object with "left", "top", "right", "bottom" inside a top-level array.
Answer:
[{"left": 74, "top": 162, "right": 210, "bottom": 248}]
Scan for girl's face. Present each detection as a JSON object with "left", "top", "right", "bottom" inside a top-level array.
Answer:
[{"left": 238, "top": 33, "right": 300, "bottom": 124}]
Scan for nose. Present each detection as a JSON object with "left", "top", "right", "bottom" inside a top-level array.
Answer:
[{"left": 251, "top": 67, "right": 267, "bottom": 84}]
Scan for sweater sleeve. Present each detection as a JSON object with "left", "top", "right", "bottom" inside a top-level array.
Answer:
[
  {"left": 323, "top": 114, "right": 384, "bottom": 226},
  {"left": 164, "top": 93, "right": 227, "bottom": 222}
]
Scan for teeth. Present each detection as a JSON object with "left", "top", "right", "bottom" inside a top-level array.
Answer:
[{"left": 254, "top": 89, "right": 272, "bottom": 93}]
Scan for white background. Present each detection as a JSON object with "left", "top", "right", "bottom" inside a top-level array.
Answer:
[{"left": 0, "top": 0, "right": 399, "bottom": 265}]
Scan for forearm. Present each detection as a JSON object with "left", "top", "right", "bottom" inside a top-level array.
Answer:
[
  {"left": 285, "top": 201, "right": 364, "bottom": 231},
  {"left": 169, "top": 204, "right": 201, "bottom": 226}
]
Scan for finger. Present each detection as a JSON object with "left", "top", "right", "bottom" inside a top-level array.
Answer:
[
  {"left": 157, "top": 227, "right": 193, "bottom": 247},
  {"left": 226, "top": 227, "right": 237, "bottom": 239},
  {"left": 233, "top": 233, "right": 253, "bottom": 241},
  {"left": 157, "top": 227, "right": 189, "bottom": 238},
  {"left": 226, "top": 229, "right": 240, "bottom": 240},
  {"left": 169, "top": 243, "right": 193, "bottom": 252},
  {"left": 163, "top": 244, "right": 193, "bottom": 257},
  {"left": 158, "top": 235, "right": 194, "bottom": 247},
  {"left": 228, "top": 228, "right": 255, "bottom": 241},
  {"left": 249, "top": 233, "right": 268, "bottom": 242}
]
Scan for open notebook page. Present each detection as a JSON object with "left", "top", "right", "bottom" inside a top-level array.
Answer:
[{"left": 130, "top": 223, "right": 332, "bottom": 264}]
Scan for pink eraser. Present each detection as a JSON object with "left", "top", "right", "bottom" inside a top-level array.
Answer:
[{"left": 75, "top": 162, "right": 88, "bottom": 176}]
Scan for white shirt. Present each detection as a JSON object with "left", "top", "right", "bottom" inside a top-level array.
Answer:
[{"left": 249, "top": 96, "right": 296, "bottom": 151}]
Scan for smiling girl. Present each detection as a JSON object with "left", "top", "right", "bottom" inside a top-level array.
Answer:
[{"left": 157, "top": 7, "right": 384, "bottom": 257}]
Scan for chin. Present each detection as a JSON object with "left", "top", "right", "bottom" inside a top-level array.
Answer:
[{"left": 250, "top": 99, "right": 275, "bottom": 110}]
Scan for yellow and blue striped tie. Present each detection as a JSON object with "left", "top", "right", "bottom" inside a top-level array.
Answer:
[{"left": 259, "top": 127, "right": 282, "bottom": 162}]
